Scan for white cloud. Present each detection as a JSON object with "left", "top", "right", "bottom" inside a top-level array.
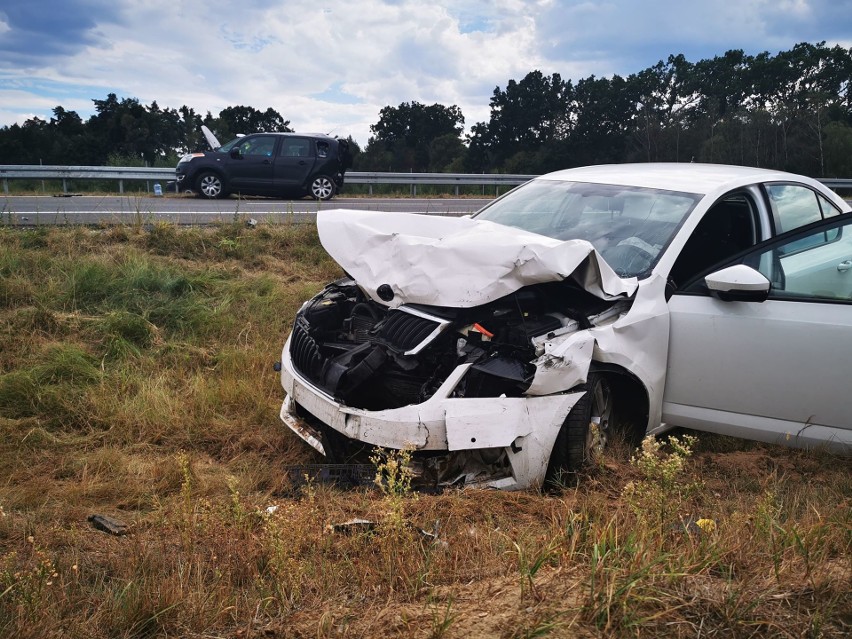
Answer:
[
  {"left": 1, "top": 0, "right": 850, "bottom": 145},
  {"left": 0, "top": 1, "right": 546, "bottom": 143},
  {"left": 0, "top": 87, "right": 93, "bottom": 124}
]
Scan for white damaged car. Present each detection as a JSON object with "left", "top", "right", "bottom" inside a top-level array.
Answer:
[{"left": 278, "top": 163, "right": 852, "bottom": 489}]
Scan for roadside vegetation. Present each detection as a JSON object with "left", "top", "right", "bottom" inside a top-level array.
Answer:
[{"left": 0, "top": 224, "right": 849, "bottom": 638}]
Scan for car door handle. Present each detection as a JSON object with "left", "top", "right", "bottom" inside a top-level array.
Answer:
[
  {"left": 838, "top": 260, "right": 852, "bottom": 272},
  {"left": 299, "top": 160, "right": 306, "bottom": 165}
]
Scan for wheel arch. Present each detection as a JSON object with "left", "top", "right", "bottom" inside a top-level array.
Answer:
[
  {"left": 588, "top": 362, "right": 650, "bottom": 445},
  {"left": 544, "top": 363, "right": 651, "bottom": 487}
]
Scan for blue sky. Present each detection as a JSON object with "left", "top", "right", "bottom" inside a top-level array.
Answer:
[{"left": 1, "top": 0, "right": 850, "bottom": 145}]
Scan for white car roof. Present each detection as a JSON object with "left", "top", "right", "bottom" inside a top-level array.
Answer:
[{"left": 539, "top": 163, "right": 811, "bottom": 195}]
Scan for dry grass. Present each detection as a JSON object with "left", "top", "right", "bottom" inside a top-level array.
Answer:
[{"left": 0, "top": 223, "right": 850, "bottom": 639}]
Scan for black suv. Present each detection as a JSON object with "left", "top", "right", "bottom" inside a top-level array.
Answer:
[{"left": 176, "top": 132, "right": 351, "bottom": 200}]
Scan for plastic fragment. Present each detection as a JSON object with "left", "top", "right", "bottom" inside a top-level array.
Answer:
[{"left": 87, "top": 514, "right": 129, "bottom": 536}]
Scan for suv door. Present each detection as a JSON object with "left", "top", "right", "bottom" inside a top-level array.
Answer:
[
  {"left": 663, "top": 214, "right": 852, "bottom": 450},
  {"left": 273, "top": 137, "right": 315, "bottom": 191},
  {"left": 226, "top": 135, "right": 278, "bottom": 191}
]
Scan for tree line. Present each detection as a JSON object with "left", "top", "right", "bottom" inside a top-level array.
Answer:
[
  {"left": 2, "top": 42, "right": 851, "bottom": 177},
  {"left": 0, "top": 97, "right": 294, "bottom": 168}
]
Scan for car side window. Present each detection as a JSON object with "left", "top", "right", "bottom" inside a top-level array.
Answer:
[
  {"left": 818, "top": 192, "right": 841, "bottom": 218},
  {"left": 280, "top": 138, "right": 312, "bottom": 158},
  {"left": 766, "top": 184, "right": 824, "bottom": 233},
  {"left": 744, "top": 217, "right": 851, "bottom": 302},
  {"left": 239, "top": 137, "right": 275, "bottom": 157},
  {"left": 669, "top": 194, "right": 758, "bottom": 289}
]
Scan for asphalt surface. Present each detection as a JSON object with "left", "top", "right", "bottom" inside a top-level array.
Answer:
[
  {"left": 8, "top": 193, "right": 847, "bottom": 227},
  {"left": 0, "top": 195, "right": 491, "bottom": 225}
]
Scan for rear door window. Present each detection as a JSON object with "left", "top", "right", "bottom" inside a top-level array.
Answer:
[
  {"left": 765, "top": 184, "right": 845, "bottom": 254},
  {"left": 767, "top": 184, "right": 826, "bottom": 233},
  {"left": 280, "top": 138, "right": 312, "bottom": 158}
]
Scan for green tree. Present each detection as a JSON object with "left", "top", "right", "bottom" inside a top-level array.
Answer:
[
  {"left": 177, "top": 105, "right": 204, "bottom": 153},
  {"left": 3, "top": 42, "right": 851, "bottom": 176},
  {"left": 823, "top": 121, "right": 852, "bottom": 176},
  {"left": 629, "top": 55, "right": 699, "bottom": 162},
  {"left": 0, "top": 118, "right": 49, "bottom": 164},
  {"left": 467, "top": 71, "right": 570, "bottom": 170},
  {"left": 361, "top": 101, "right": 465, "bottom": 171},
  {"left": 559, "top": 74, "right": 640, "bottom": 168},
  {"left": 206, "top": 106, "right": 292, "bottom": 142}
]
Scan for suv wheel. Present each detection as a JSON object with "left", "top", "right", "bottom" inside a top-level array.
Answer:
[
  {"left": 196, "top": 172, "right": 226, "bottom": 199},
  {"left": 310, "top": 175, "right": 336, "bottom": 201}
]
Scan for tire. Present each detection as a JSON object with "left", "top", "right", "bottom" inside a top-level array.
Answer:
[
  {"left": 545, "top": 373, "right": 613, "bottom": 486},
  {"left": 196, "top": 172, "right": 226, "bottom": 199},
  {"left": 309, "top": 175, "right": 336, "bottom": 201}
]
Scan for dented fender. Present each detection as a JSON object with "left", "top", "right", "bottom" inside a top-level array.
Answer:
[{"left": 528, "top": 332, "right": 595, "bottom": 395}]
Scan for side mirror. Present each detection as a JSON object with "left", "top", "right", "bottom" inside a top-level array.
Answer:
[
  {"left": 229, "top": 148, "right": 242, "bottom": 159},
  {"left": 705, "top": 264, "right": 770, "bottom": 302}
]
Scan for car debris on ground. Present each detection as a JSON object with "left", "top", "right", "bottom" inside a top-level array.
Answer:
[{"left": 87, "top": 514, "right": 129, "bottom": 536}]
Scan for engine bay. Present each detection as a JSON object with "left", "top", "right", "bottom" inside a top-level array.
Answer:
[{"left": 289, "top": 277, "right": 620, "bottom": 411}]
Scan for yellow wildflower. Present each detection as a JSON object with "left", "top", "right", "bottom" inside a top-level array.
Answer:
[{"left": 695, "top": 518, "right": 716, "bottom": 533}]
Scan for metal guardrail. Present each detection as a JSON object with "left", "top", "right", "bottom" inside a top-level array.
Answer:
[
  {"left": 815, "top": 178, "right": 852, "bottom": 190},
  {"left": 0, "top": 165, "right": 535, "bottom": 195},
  {"left": 350, "top": 171, "right": 535, "bottom": 196},
  {"left": 349, "top": 171, "right": 535, "bottom": 185},
  {"left": 1, "top": 165, "right": 174, "bottom": 194},
  {"left": 2, "top": 164, "right": 851, "bottom": 195}
]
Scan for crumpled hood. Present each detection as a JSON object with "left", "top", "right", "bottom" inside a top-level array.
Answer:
[{"left": 317, "top": 209, "right": 638, "bottom": 308}]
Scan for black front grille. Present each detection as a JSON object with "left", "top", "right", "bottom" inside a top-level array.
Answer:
[
  {"left": 290, "top": 321, "right": 325, "bottom": 378},
  {"left": 380, "top": 311, "right": 439, "bottom": 351}
]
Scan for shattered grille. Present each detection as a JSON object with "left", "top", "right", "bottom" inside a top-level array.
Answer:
[
  {"left": 379, "top": 311, "right": 440, "bottom": 352},
  {"left": 289, "top": 321, "right": 324, "bottom": 378}
]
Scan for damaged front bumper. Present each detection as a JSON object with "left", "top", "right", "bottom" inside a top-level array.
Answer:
[{"left": 279, "top": 339, "right": 584, "bottom": 490}]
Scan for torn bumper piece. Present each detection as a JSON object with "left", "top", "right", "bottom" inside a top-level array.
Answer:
[{"left": 280, "top": 340, "right": 584, "bottom": 490}]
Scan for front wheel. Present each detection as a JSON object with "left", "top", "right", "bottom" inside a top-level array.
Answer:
[
  {"left": 545, "top": 373, "right": 614, "bottom": 486},
  {"left": 309, "top": 175, "right": 336, "bottom": 201},
  {"left": 196, "top": 172, "right": 227, "bottom": 199}
]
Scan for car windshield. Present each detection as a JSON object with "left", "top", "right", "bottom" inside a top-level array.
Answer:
[
  {"left": 217, "top": 137, "right": 243, "bottom": 153},
  {"left": 474, "top": 179, "right": 702, "bottom": 277}
]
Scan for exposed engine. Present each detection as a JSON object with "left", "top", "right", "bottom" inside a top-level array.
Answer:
[{"left": 289, "top": 277, "right": 619, "bottom": 411}]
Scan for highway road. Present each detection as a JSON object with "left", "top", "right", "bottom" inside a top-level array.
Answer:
[
  {"left": 0, "top": 194, "right": 491, "bottom": 225},
  {"left": 5, "top": 193, "right": 849, "bottom": 227}
]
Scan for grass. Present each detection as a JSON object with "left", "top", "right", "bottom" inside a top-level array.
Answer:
[{"left": 0, "top": 223, "right": 850, "bottom": 638}]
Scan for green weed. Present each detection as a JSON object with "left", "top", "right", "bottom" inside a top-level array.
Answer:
[{"left": 622, "top": 434, "right": 702, "bottom": 532}]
